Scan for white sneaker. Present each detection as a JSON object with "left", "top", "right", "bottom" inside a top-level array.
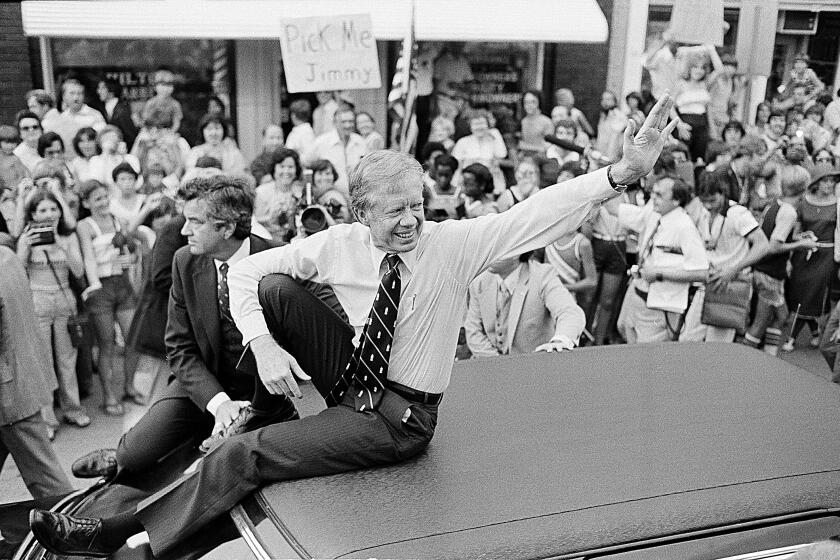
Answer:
[{"left": 781, "top": 338, "right": 795, "bottom": 352}]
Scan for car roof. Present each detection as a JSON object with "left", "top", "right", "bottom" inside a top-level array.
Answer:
[{"left": 257, "top": 343, "right": 840, "bottom": 559}]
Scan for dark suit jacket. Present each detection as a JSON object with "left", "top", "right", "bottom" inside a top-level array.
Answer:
[
  {"left": 164, "top": 235, "right": 276, "bottom": 410},
  {"left": 128, "top": 215, "right": 187, "bottom": 357},
  {"left": 107, "top": 99, "right": 138, "bottom": 150}
]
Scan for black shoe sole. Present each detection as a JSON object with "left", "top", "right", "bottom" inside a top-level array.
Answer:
[{"left": 29, "top": 511, "right": 111, "bottom": 559}]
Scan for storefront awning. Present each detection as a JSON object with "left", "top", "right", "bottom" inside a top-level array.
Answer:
[{"left": 21, "top": 0, "right": 608, "bottom": 43}]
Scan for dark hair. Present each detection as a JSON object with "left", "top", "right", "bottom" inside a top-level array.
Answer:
[
  {"left": 79, "top": 179, "right": 108, "bottom": 201},
  {"left": 521, "top": 89, "right": 543, "bottom": 110},
  {"left": 697, "top": 170, "right": 728, "bottom": 198},
  {"left": 721, "top": 120, "right": 745, "bottom": 140},
  {"left": 112, "top": 161, "right": 138, "bottom": 182},
  {"left": 420, "top": 141, "right": 446, "bottom": 164},
  {"left": 24, "top": 190, "right": 73, "bottom": 236},
  {"left": 433, "top": 153, "right": 459, "bottom": 171},
  {"left": 15, "top": 110, "right": 41, "bottom": 129},
  {"left": 704, "top": 140, "right": 729, "bottom": 163},
  {"left": 32, "top": 160, "right": 66, "bottom": 189},
  {"left": 653, "top": 151, "right": 676, "bottom": 176},
  {"left": 625, "top": 91, "right": 643, "bottom": 107},
  {"left": 0, "top": 124, "right": 20, "bottom": 144},
  {"left": 176, "top": 175, "right": 254, "bottom": 239},
  {"left": 559, "top": 161, "right": 584, "bottom": 178},
  {"left": 309, "top": 159, "right": 338, "bottom": 180},
  {"left": 806, "top": 103, "right": 826, "bottom": 117},
  {"left": 661, "top": 176, "right": 692, "bottom": 207},
  {"left": 462, "top": 163, "right": 494, "bottom": 194},
  {"left": 143, "top": 107, "right": 173, "bottom": 129},
  {"left": 554, "top": 118, "right": 578, "bottom": 136},
  {"left": 100, "top": 78, "right": 122, "bottom": 99},
  {"left": 195, "top": 155, "right": 222, "bottom": 169},
  {"left": 518, "top": 250, "right": 535, "bottom": 263},
  {"left": 72, "top": 127, "right": 100, "bottom": 157},
  {"left": 289, "top": 99, "right": 312, "bottom": 122},
  {"left": 269, "top": 147, "right": 302, "bottom": 180},
  {"left": 768, "top": 110, "right": 786, "bottom": 121},
  {"left": 37, "top": 132, "right": 64, "bottom": 157},
  {"left": 198, "top": 114, "right": 228, "bottom": 141},
  {"left": 26, "top": 89, "right": 56, "bottom": 108}
]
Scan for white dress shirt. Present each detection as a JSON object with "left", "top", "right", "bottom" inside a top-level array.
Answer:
[
  {"left": 205, "top": 238, "right": 251, "bottom": 415},
  {"left": 285, "top": 122, "right": 316, "bottom": 156},
  {"left": 303, "top": 130, "right": 369, "bottom": 190},
  {"left": 229, "top": 167, "right": 617, "bottom": 394}
]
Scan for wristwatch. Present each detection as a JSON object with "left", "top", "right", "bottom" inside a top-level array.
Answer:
[
  {"left": 607, "top": 165, "right": 629, "bottom": 192},
  {"left": 655, "top": 272, "right": 664, "bottom": 282}
]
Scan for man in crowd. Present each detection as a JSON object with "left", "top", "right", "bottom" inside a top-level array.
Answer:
[
  {"left": 0, "top": 246, "right": 73, "bottom": 500},
  {"left": 13, "top": 111, "right": 43, "bottom": 174},
  {"left": 285, "top": 99, "right": 316, "bottom": 156},
  {"left": 24, "top": 90, "right": 59, "bottom": 123},
  {"left": 703, "top": 135, "right": 769, "bottom": 204},
  {"left": 96, "top": 78, "right": 138, "bottom": 149},
  {"left": 616, "top": 176, "right": 709, "bottom": 343},
  {"left": 312, "top": 90, "right": 338, "bottom": 137},
  {"left": 68, "top": 176, "right": 298, "bottom": 482},
  {"left": 30, "top": 95, "right": 678, "bottom": 558},
  {"left": 465, "top": 251, "right": 585, "bottom": 356},
  {"left": 42, "top": 79, "right": 106, "bottom": 158},
  {"left": 304, "top": 106, "right": 369, "bottom": 192}
]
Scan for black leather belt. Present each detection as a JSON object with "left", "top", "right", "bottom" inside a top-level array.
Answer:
[
  {"left": 634, "top": 287, "right": 648, "bottom": 302},
  {"left": 387, "top": 381, "right": 443, "bottom": 405}
]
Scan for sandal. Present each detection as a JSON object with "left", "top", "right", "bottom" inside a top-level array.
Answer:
[
  {"left": 64, "top": 413, "right": 92, "bottom": 428},
  {"left": 101, "top": 402, "right": 125, "bottom": 416}
]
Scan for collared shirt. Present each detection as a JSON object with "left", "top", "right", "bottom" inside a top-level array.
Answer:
[
  {"left": 229, "top": 167, "right": 617, "bottom": 394},
  {"left": 206, "top": 238, "right": 251, "bottom": 415},
  {"left": 12, "top": 143, "right": 42, "bottom": 174},
  {"left": 698, "top": 202, "right": 759, "bottom": 270},
  {"left": 285, "top": 122, "right": 316, "bottom": 156},
  {"left": 304, "top": 130, "right": 369, "bottom": 190},
  {"left": 619, "top": 202, "right": 708, "bottom": 313},
  {"left": 43, "top": 105, "right": 106, "bottom": 158},
  {"left": 104, "top": 98, "right": 119, "bottom": 120}
]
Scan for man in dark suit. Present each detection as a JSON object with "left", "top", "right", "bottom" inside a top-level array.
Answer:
[
  {"left": 96, "top": 79, "right": 138, "bottom": 150},
  {"left": 72, "top": 175, "right": 297, "bottom": 479}
]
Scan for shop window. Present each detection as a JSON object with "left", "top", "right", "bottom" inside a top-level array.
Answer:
[{"left": 51, "top": 38, "right": 235, "bottom": 146}]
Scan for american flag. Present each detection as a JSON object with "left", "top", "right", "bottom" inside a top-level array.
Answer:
[{"left": 387, "top": 0, "right": 418, "bottom": 153}]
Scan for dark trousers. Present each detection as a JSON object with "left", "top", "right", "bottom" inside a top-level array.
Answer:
[{"left": 135, "top": 274, "right": 439, "bottom": 556}]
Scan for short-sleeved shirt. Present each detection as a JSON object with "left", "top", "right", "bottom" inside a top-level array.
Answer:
[
  {"left": 700, "top": 202, "right": 759, "bottom": 270},
  {"left": 619, "top": 202, "right": 709, "bottom": 312},
  {"left": 141, "top": 96, "right": 183, "bottom": 128}
]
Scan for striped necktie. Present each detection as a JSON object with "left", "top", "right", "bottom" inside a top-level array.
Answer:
[{"left": 328, "top": 254, "right": 402, "bottom": 411}]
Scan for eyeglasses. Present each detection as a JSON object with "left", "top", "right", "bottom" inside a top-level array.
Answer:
[
  {"left": 816, "top": 157, "right": 833, "bottom": 163},
  {"left": 19, "top": 125, "right": 41, "bottom": 131}
]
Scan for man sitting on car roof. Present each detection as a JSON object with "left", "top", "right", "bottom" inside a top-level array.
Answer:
[{"left": 29, "top": 95, "right": 680, "bottom": 559}]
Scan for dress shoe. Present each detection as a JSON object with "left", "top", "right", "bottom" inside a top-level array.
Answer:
[
  {"left": 199, "top": 402, "right": 299, "bottom": 454},
  {"left": 29, "top": 509, "right": 117, "bottom": 558},
  {"left": 71, "top": 448, "right": 118, "bottom": 480}
]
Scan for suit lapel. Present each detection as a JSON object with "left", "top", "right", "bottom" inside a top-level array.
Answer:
[{"left": 505, "top": 263, "right": 529, "bottom": 354}]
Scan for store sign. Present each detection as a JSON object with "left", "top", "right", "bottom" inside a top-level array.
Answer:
[
  {"left": 668, "top": 0, "right": 724, "bottom": 46},
  {"left": 279, "top": 14, "right": 382, "bottom": 93}
]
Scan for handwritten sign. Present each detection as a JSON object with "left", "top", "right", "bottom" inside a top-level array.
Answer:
[
  {"left": 279, "top": 14, "right": 382, "bottom": 93},
  {"left": 668, "top": 0, "right": 724, "bottom": 46}
]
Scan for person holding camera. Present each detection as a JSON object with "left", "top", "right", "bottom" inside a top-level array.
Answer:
[{"left": 17, "top": 189, "right": 89, "bottom": 438}]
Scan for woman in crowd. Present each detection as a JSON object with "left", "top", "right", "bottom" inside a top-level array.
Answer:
[
  {"left": 185, "top": 114, "right": 248, "bottom": 175},
  {"left": 254, "top": 147, "right": 301, "bottom": 242},
  {"left": 782, "top": 164, "right": 839, "bottom": 351},
  {"left": 310, "top": 159, "right": 352, "bottom": 224},
  {"left": 748, "top": 102, "right": 772, "bottom": 137},
  {"left": 673, "top": 58, "right": 714, "bottom": 162},
  {"left": 803, "top": 104, "right": 832, "bottom": 154},
  {"left": 18, "top": 162, "right": 79, "bottom": 232},
  {"left": 17, "top": 189, "right": 90, "bottom": 435},
  {"left": 37, "top": 132, "right": 66, "bottom": 163},
  {"left": 721, "top": 120, "right": 745, "bottom": 153},
  {"left": 518, "top": 90, "right": 554, "bottom": 155},
  {"left": 554, "top": 88, "right": 594, "bottom": 137},
  {"left": 88, "top": 125, "right": 141, "bottom": 193},
  {"left": 625, "top": 91, "right": 646, "bottom": 129},
  {"left": 355, "top": 112, "right": 385, "bottom": 152},
  {"left": 452, "top": 109, "right": 508, "bottom": 196},
  {"left": 460, "top": 162, "right": 497, "bottom": 218},
  {"left": 68, "top": 127, "right": 99, "bottom": 183},
  {"left": 496, "top": 157, "right": 540, "bottom": 212},
  {"left": 545, "top": 227, "right": 597, "bottom": 308},
  {"left": 546, "top": 119, "right": 582, "bottom": 167},
  {"left": 76, "top": 180, "right": 143, "bottom": 415}
]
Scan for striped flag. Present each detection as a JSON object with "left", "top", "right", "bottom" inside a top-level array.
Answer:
[{"left": 387, "top": 0, "right": 418, "bottom": 153}]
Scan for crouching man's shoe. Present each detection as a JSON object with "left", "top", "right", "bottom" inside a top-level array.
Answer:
[
  {"left": 29, "top": 510, "right": 117, "bottom": 558},
  {"left": 199, "top": 400, "right": 299, "bottom": 454},
  {"left": 71, "top": 448, "right": 118, "bottom": 480}
]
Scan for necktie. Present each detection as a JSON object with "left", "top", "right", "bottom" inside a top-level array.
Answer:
[
  {"left": 218, "top": 262, "right": 232, "bottom": 321},
  {"left": 637, "top": 218, "right": 661, "bottom": 271},
  {"left": 328, "top": 254, "right": 402, "bottom": 411},
  {"left": 495, "top": 281, "right": 511, "bottom": 354}
]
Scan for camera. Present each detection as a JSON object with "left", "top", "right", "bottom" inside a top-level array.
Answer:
[{"left": 29, "top": 224, "right": 55, "bottom": 246}]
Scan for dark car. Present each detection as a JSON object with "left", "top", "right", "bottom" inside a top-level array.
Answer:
[{"left": 14, "top": 343, "right": 840, "bottom": 559}]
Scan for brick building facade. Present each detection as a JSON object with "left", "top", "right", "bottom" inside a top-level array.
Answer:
[{"left": 0, "top": 3, "right": 33, "bottom": 125}]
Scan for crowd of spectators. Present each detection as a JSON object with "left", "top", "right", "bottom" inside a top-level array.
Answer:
[{"left": 3, "top": 44, "right": 840, "bottom": 503}]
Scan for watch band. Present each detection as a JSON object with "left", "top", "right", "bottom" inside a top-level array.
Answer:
[{"left": 607, "top": 165, "right": 628, "bottom": 192}]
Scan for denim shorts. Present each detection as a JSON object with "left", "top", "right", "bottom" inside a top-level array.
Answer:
[
  {"left": 753, "top": 270, "right": 786, "bottom": 308},
  {"left": 86, "top": 275, "right": 136, "bottom": 315}
]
